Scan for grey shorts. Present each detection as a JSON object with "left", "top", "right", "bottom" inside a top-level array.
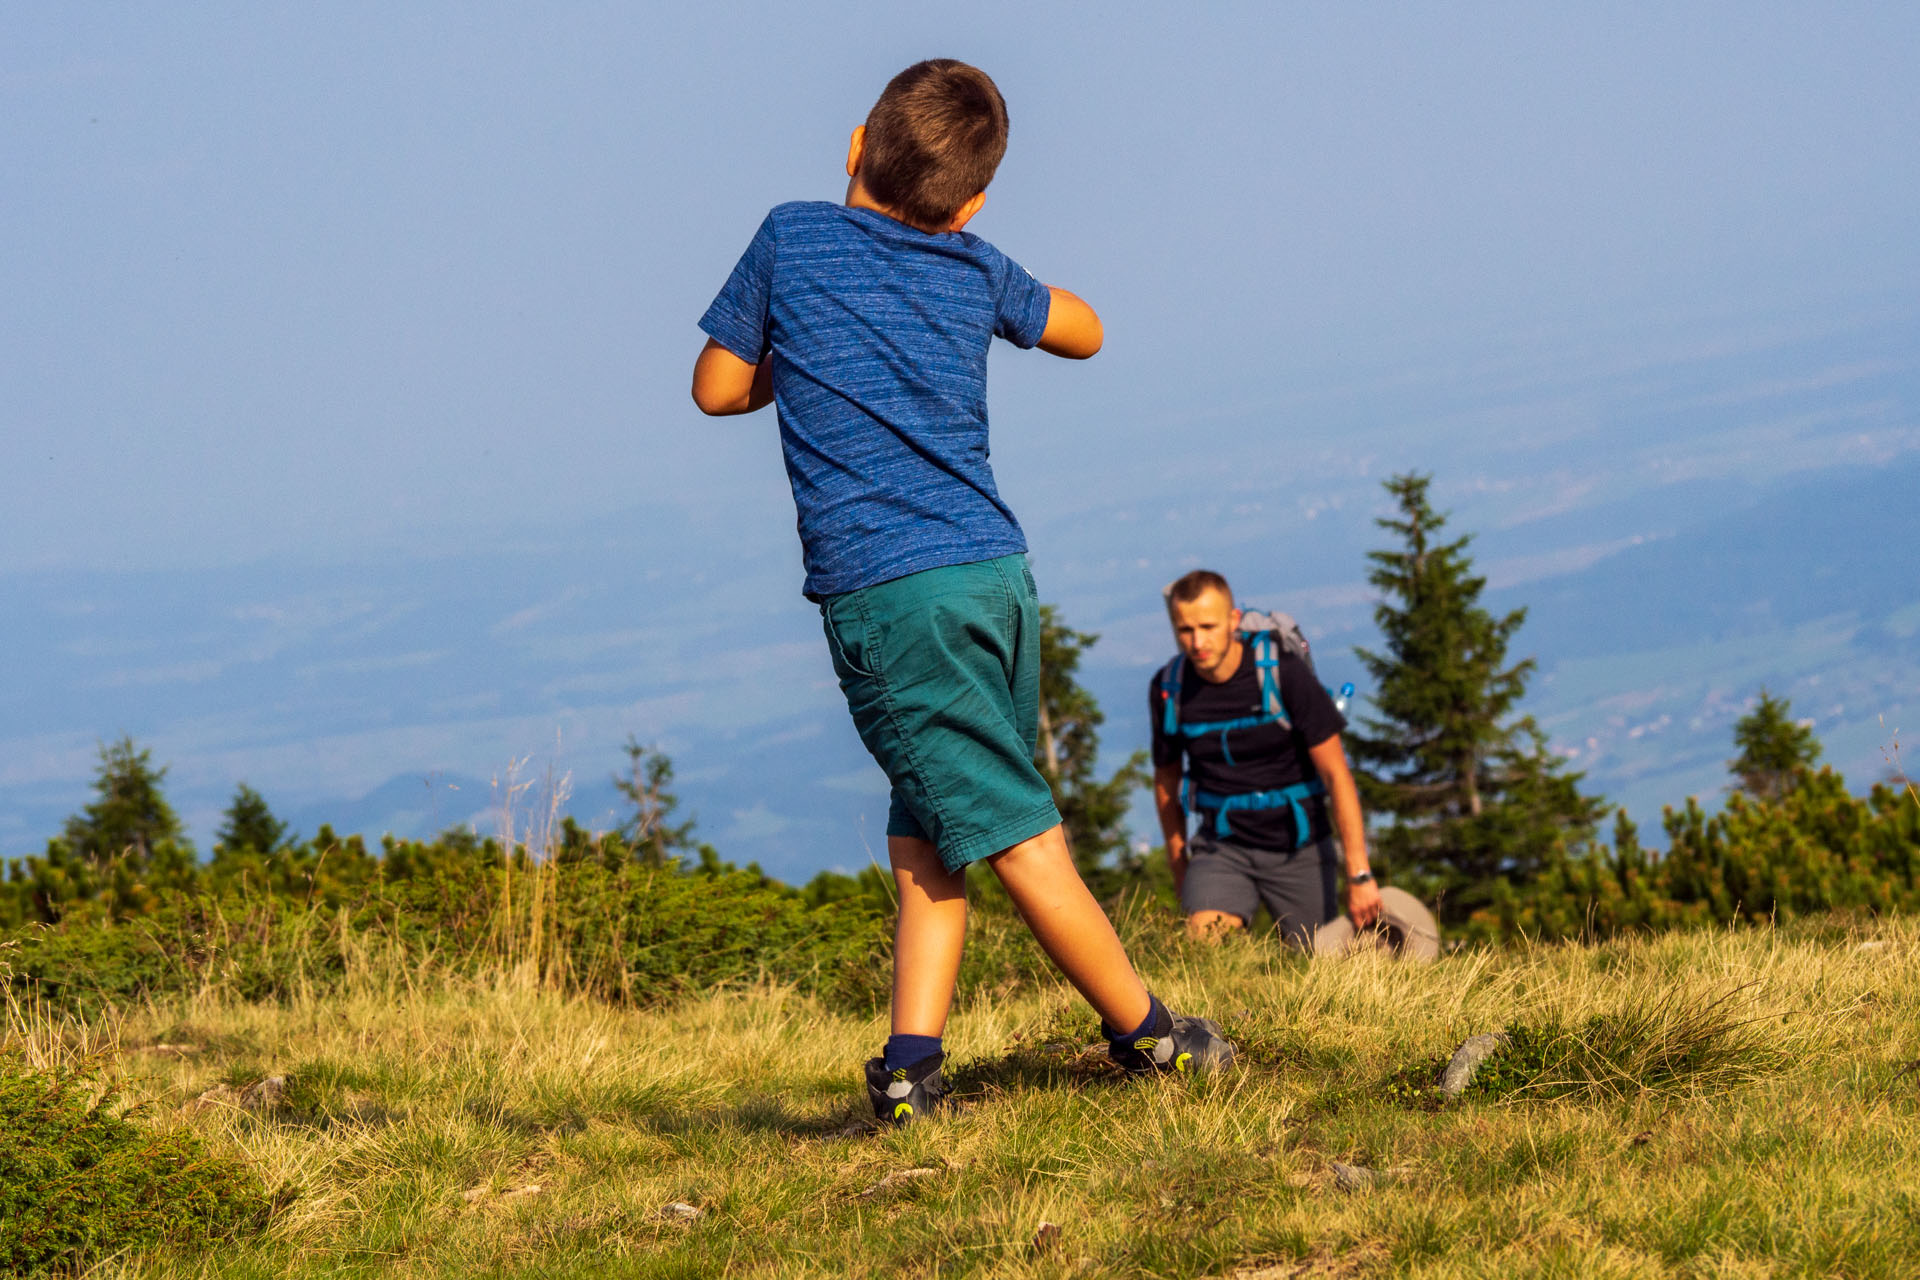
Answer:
[{"left": 1182, "top": 833, "right": 1339, "bottom": 949}]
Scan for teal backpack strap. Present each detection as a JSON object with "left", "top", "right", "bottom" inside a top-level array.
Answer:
[
  {"left": 1156, "top": 654, "right": 1185, "bottom": 736},
  {"left": 1248, "top": 630, "right": 1288, "bottom": 725},
  {"left": 1189, "top": 779, "right": 1328, "bottom": 844}
]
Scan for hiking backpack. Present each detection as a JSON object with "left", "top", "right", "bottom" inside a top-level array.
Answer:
[{"left": 1155, "top": 608, "right": 1349, "bottom": 841}]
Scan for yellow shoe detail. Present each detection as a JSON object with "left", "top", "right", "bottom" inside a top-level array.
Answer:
[
  {"left": 893, "top": 1102, "right": 914, "bottom": 1120},
  {"left": 1134, "top": 1036, "right": 1159, "bottom": 1053},
  {"left": 1175, "top": 1052, "right": 1193, "bottom": 1073},
  {"left": 891, "top": 1068, "right": 908, "bottom": 1082}
]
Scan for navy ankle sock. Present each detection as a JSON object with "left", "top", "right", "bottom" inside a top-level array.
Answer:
[
  {"left": 1103, "top": 994, "right": 1168, "bottom": 1045},
  {"left": 883, "top": 1033, "right": 943, "bottom": 1072}
]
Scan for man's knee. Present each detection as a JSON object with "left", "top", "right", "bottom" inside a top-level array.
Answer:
[{"left": 1186, "top": 909, "right": 1244, "bottom": 942}]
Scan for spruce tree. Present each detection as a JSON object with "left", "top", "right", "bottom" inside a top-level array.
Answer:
[
  {"left": 214, "top": 783, "right": 288, "bottom": 856},
  {"left": 1729, "top": 688, "right": 1821, "bottom": 802},
  {"left": 1350, "top": 474, "right": 1602, "bottom": 920},
  {"left": 62, "top": 736, "right": 187, "bottom": 868},
  {"left": 1034, "top": 604, "right": 1149, "bottom": 882}
]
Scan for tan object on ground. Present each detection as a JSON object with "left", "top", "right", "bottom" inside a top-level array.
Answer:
[{"left": 1312, "top": 886, "right": 1439, "bottom": 961}]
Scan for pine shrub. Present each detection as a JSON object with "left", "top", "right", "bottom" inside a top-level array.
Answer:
[{"left": 0, "top": 1058, "right": 272, "bottom": 1276}]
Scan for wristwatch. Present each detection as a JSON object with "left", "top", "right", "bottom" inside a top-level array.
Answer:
[{"left": 1349, "top": 870, "right": 1375, "bottom": 885}]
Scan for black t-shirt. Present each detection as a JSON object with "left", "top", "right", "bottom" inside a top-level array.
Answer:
[{"left": 1149, "top": 643, "right": 1347, "bottom": 852}]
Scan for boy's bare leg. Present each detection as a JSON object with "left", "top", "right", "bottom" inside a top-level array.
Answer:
[
  {"left": 987, "top": 823, "right": 1152, "bottom": 1032},
  {"left": 888, "top": 835, "right": 968, "bottom": 1037}
]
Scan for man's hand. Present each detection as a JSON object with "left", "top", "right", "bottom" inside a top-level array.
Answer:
[{"left": 1348, "top": 877, "right": 1383, "bottom": 930}]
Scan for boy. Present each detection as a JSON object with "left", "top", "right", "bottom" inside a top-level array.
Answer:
[{"left": 691, "top": 60, "right": 1231, "bottom": 1123}]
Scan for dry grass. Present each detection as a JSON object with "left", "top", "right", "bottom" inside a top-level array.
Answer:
[{"left": 7, "top": 915, "right": 1920, "bottom": 1278}]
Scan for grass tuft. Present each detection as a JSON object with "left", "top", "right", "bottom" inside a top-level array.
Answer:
[{"left": 1383, "top": 983, "right": 1790, "bottom": 1109}]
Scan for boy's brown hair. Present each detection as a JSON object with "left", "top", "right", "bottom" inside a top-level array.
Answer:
[{"left": 861, "top": 60, "right": 1009, "bottom": 229}]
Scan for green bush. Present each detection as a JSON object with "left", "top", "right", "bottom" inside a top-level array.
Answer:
[
  {"left": 5, "top": 847, "right": 899, "bottom": 1017},
  {"left": 0, "top": 1057, "right": 272, "bottom": 1275},
  {"left": 1477, "top": 771, "right": 1920, "bottom": 943}
]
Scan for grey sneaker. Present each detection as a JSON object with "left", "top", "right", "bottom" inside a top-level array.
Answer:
[
  {"left": 864, "top": 1052, "right": 949, "bottom": 1124},
  {"left": 1109, "top": 1008, "right": 1236, "bottom": 1076}
]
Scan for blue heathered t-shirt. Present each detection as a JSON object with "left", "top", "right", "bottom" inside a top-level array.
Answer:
[{"left": 699, "top": 201, "right": 1053, "bottom": 598}]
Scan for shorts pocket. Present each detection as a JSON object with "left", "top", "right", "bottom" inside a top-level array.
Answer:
[{"left": 820, "top": 597, "right": 879, "bottom": 681}]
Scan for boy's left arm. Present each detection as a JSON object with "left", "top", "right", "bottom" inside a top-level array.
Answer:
[
  {"left": 1035, "top": 287, "right": 1103, "bottom": 359},
  {"left": 690, "top": 338, "right": 774, "bottom": 416}
]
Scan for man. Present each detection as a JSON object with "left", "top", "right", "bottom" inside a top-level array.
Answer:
[{"left": 1151, "top": 570, "right": 1381, "bottom": 944}]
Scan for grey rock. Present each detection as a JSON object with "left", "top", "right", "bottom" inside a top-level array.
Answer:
[
  {"left": 857, "top": 1167, "right": 942, "bottom": 1199},
  {"left": 1437, "top": 1033, "right": 1509, "bottom": 1097},
  {"left": 1331, "top": 1161, "right": 1376, "bottom": 1191},
  {"left": 239, "top": 1075, "right": 287, "bottom": 1110},
  {"left": 663, "top": 1201, "right": 701, "bottom": 1221}
]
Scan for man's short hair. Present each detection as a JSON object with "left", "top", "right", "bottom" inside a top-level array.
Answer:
[
  {"left": 862, "top": 60, "right": 1009, "bottom": 229},
  {"left": 1165, "top": 569, "right": 1233, "bottom": 610}
]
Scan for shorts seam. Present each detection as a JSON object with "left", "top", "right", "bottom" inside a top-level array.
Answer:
[{"left": 863, "top": 589, "right": 952, "bottom": 845}]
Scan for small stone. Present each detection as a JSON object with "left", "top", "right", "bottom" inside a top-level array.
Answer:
[
  {"left": 501, "top": 1183, "right": 542, "bottom": 1199},
  {"left": 1437, "top": 1033, "right": 1509, "bottom": 1097},
  {"left": 185, "top": 1084, "right": 237, "bottom": 1114},
  {"left": 1857, "top": 940, "right": 1887, "bottom": 952},
  {"left": 663, "top": 1201, "right": 701, "bottom": 1221},
  {"left": 1331, "top": 1161, "right": 1376, "bottom": 1192},
  {"left": 1033, "top": 1221, "right": 1061, "bottom": 1253},
  {"left": 857, "top": 1167, "right": 941, "bottom": 1199},
  {"left": 141, "top": 1042, "right": 201, "bottom": 1056},
  {"left": 461, "top": 1186, "right": 491, "bottom": 1203},
  {"left": 238, "top": 1075, "right": 287, "bottom": 1110}
]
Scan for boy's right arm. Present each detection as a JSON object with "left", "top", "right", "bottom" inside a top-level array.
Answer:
[
  {"left": 1035, "top": 287, "right": 1103, "bottom": 359},
  {"left": 690, "top": 338, "right": 774, "bottom": 416}
]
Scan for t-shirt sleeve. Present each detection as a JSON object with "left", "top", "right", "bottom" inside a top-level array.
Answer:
[
  {"left": 1280, "top": 655, "right": 1347, "bottom": 749},
  {"left": 991, "top": 251, "right": 1052, "bottom": 350},
  {"left": 1150, "top": 671, "right": 1182, "bottom": 768},
  {"left": 698, "top": 212, "right": 776, "bottom": 363}
]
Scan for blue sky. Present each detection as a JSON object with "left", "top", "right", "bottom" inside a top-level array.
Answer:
[
  {"left": 4, "top": 5, "right": 1917, "bottom": 873},
  {"left": 9, "top": 4, "right": 1915, "bottom": 574}
]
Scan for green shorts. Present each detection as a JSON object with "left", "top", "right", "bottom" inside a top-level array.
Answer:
[{"left": 819, "top": 553, "right": 1061, "bottom": 871}]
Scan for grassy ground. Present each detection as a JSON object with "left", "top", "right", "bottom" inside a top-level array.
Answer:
[{"left": 10, "top": 913, "right": 1920, "bottom": 1279}]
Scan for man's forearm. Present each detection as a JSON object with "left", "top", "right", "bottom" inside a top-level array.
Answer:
[
  {"left": 1157, "top": 803, "right": 1187, "bottom": 859},
  {"left": 1152, "top": 765, "right": 1187, "bottom": 884},
  {"left": 1331, "top": 780, "right": 1368, "bottom": 876},
  {"left": 1306, "top": 735, "right": 1370, "bottom": 877}
]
